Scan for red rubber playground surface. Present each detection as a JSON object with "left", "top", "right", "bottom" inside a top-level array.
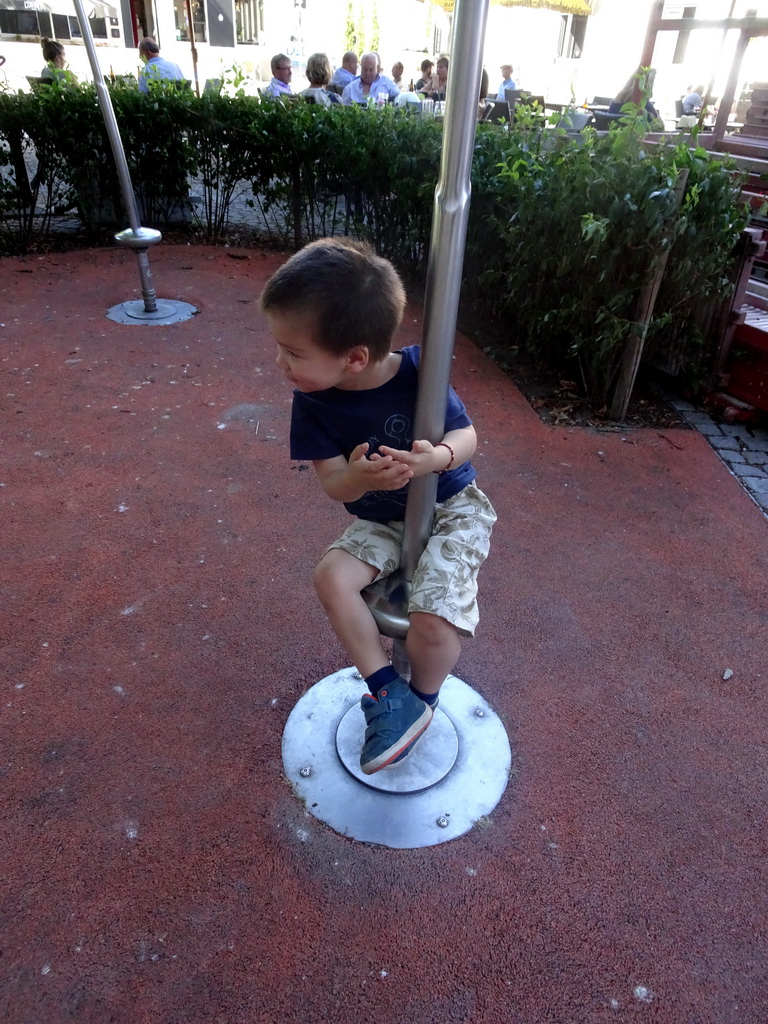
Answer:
[{"left": 2, "top": 245, "right": 767, "bottom": 1023}]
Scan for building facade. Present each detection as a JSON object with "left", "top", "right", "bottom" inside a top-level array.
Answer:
[{"left": 0, "top": 0, "right": 448, "bottom": 90}]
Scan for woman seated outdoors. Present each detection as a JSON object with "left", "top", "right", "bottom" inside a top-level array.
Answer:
[
  {"left": 608, "top": 68, "right": 663, "bottom": 130},
  {"left": 300, "top": 53, "right": 341, "bottom": 108},
  {"left": 422, "top": 56, "right": 448, "bottom": 101},
  {"left": 477, "top": 68, "right": 494, "bottom": 121},
  {"left": 40, "top": 38, "right": 77, "bottom": 85}
]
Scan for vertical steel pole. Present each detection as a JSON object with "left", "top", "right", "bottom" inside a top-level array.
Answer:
[
  {"left": 399, "top": 0, "right": 491, "bottom": 581},
  {"left": 71, "top": 0, "right": 161, "bottom": 312},
  {"left": 382, "top": 0, "right": 489, "bottom": 673}
]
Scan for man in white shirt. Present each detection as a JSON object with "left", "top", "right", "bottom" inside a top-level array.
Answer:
[
  {"left": 330, "top": 52, "right": 358, "bottom": 92},
  {"left": 138, "top": 38, "right": 185, "bottom": 93},
  {"left": 265, "top": 53, "right": 293, "bottom": 98},
  {"left": 496, "top": 63, "right": 516, "bottom": 101},
  {"left": 682, "top": 84, "right": 704, "bottom": 115},
  {"left": 341, "top": 52, "right": 399, "bottom": 105}
]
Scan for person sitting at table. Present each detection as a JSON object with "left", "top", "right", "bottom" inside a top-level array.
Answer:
[
  {"left": 423, "top": 56, "right": 448, "bottom": 101},
  {"left": 478, "top": 68, "right": 494, "bottom": 121},
  {"left": 330, "top": 51, "right": 357, "bottom": 93},
  {"left": 391, "top": 61, "right": 405, "bottom": 90},
  {"left": 415, "top": 59, "right": 433, "bottom": 92},
  {"left": 40, "top": 38, "right": 77, "bottom": 84},
  {"left": 608, "top": 68, "right": 663, "bottom": 129},
  {"left": 264, "top": 53, "right": 294, "bottom": 98},
  {"left": 300, "top": 52, "right": 342, "bottom": 107},
  {"left": 682, "top": 84, "right": 704, "bottom": 115},
  {"left": 496, "top": 63, "right": 516, "bottom": 100},
  {"left": 138, "top": 37, "right": 184, "bottom": 92},
  {"left": 341, "top": 52, "right": 399, "bottom": 105}
]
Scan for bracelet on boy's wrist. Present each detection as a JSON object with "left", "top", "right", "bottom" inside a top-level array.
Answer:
[{"left": 434, "top": 441, "right": 455, "bottom": 474}]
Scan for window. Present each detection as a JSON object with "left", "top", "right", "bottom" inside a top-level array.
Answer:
[
  {"left": 173, "top": 0, "right": 207, "bottom": 42},
  {"left": 236, "top": 0, "right": 263, "bottom": 44},
  {"left": 0, "top": 10, "right": 40, "bottom": 35},
  {"left": 0, "top": 7, "right": 108, "bottom": 39},
  {"left": 52, "top": 12, "right": 70, "bottom": 38},
  {"left": 88, "top": 16, "right": 107, "bottom": 38},
  {"left": 558, "top": 14, "right": 588, "bottom": 59}
]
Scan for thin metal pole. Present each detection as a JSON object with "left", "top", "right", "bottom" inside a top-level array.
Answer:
[
  {"left": 399, "top": 0, "right": 490, "bottom": 582},
  {"left": 71, "top": 0, "right": 160, "bottom": 312}
]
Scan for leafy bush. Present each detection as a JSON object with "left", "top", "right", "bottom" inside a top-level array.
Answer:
[
  {"left": 0, "top": 89, "right": 83, "bottom": 249},
  {"left": 466, "top": 99, "right": 748, "bottom": 406},
  {"left": 0, "top": 85, "right": 749, "bottom": 408}
]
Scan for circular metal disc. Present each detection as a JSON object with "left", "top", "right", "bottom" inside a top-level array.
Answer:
[
  {"left": 335, "top": 703, "right": 459, "bottom": 794},
  {"left": 114, "top": 226, "right": 163, "bottom": 249},
  {"left": 106, "top": 299, "right": 198, "bottom": 325},
  {"left": 282, "top": 669, "right": 512, "bottom": 849}
]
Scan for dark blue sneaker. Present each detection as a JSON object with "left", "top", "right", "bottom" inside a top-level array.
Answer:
[{"left": 360, "top": 676, "right": 433, "bottom": 775}]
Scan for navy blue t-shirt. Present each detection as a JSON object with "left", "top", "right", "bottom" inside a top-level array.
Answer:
[{"left": 289, "top": 345, "right": 476, "bottom": 523}]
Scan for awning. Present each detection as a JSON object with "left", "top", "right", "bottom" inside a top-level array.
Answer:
[
  {"left": 0, "top": 0, "right": 117, "bottom": 15},
  {"left": 493, "top": 0, "right": 591, "bottom": 12},
  {"left": 433, "top": 0, "right": 592, "bottom": 14}
]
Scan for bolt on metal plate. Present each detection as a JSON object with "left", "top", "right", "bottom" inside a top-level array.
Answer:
[{"left": 282, "top": 669, "right": 512, "bottom": 849}]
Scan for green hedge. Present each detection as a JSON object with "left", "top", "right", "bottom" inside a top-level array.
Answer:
[
  {"left": 0, "top": 84, "right": 750, "bottom": 407},
  {"left": 466, "top": 104, "right": 750, "bottom": 403}
]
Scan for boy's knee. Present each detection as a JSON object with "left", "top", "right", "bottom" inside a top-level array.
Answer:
[
  {"left": 408, "top": 611, "right": 456, "bottom": 646},
  {"left": 313, "top": 556, "right": 336, "bottom": 601},
  {"left": 313, "top": 549, "right": 378, "bottom": 604}
]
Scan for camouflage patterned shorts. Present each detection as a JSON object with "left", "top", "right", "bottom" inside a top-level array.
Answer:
[{"left": 325, "top": 482, "right": 497, "bottom": 637}]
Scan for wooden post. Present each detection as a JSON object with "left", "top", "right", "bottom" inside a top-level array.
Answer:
[
  {"left": 632, "top": 0, "right": 664, "bottom": 105},
  {"left": 639, "top": 0, "right": 664, "bottom": 68},
  {"left": 712, "top": 22, "right": 752, "bottom": 147},
  {"left": 701, "top": 0, "right": 737, "bottom": 130},
  {"left": 185, "top": 0, "right": 200, "bottom": 98},
  {"left": 609, "top": 169, "right": 689, "bottom": 422}
]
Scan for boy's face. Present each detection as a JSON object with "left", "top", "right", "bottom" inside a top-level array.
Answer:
[{"left": 269, "top": 311, "right": 354, "bottom": 393}]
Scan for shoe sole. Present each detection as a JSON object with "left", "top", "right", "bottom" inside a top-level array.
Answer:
[{"left": 360, "top": 704, "right": 434, "bottom": 775}]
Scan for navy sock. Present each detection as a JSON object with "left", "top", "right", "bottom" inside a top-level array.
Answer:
[
  {"left": 410, "top": 684, "right": 439, "bottom": 707},
  {"left": 365, "top": 665, "right": 399, "bottom": 697}
]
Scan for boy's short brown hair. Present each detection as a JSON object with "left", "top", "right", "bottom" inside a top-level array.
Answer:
[{"left": 260, "top": 238, "right": 406, "bottom": 362}]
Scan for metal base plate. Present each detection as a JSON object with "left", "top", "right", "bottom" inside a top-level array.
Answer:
[
  {"left": 106, "top": 299, "right": 198, "bottom": 325},
  {"left": 282, "top": 669, "right": 512, "bottom": 849}
]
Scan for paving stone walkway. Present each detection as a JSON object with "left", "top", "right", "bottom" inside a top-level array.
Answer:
[{"left": 669, "top": 399, "right": 768, "bottom": 518}]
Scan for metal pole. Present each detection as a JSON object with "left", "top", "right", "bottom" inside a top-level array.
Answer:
[
  {"left": 399, "top": 0, "right": 490, "bottom": 580},
  {"left": 362, "top": 0, "right": 490, "bottom": 652},
  {"left": 71, "top": 0, "right": 161, "bottom": 312}
]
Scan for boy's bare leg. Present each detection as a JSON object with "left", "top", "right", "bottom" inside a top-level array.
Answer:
[
  {"left": 315, "top": 556, "right": 438, "bottom": 774},
  {"left": 406, "top": 611, "right": 460, "bottom": 695},
  {"left": 314, "top": 549, "right": 390, "bottom": 678}
]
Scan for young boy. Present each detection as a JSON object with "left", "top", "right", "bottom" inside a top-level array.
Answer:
[{"left": 261, "top": 238, "right": 496, "bottom": 775}]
